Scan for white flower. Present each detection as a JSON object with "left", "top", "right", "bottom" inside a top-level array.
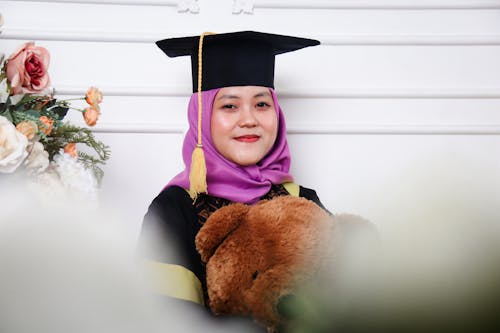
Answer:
[
  {"left": 0, "top": 115, "right": 28, "bottom": 173},
  {"left": 31, "top": 166, "right": 66, "bottom": 195},
  {"left": 24, "top": 141, "right": 49, "bottom": 174},
  {"left": 27, "top": 154, "right": 99, "bottom": 207},
  {"left": 0, "top": 78, "right": 8, "bottom": 104},
  {"left": 53, "top": 153, "right": 98, "bottom": 200}
]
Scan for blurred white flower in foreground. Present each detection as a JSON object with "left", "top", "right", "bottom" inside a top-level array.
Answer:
[
  {"left": 24, "top": 141, "right": 49, "bottom": 173},
  {"left": 54, "top": 152, "right": 98, "bottom": 199},
  {"left": 0, "top": 179, "right": 263, "bottom": 333},
  {"left": 0, "top": 115, "right": 28, "bottom": 173}
]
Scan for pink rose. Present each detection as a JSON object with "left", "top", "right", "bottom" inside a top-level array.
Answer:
[{"left": 6, "top": 42, "right": 51, "bottom": 95}]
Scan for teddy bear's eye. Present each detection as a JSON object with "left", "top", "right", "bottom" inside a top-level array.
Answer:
[{"left": 252, "top": 271, "right": 259, "bottom": 280}]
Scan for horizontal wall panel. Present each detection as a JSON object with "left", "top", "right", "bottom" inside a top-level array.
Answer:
[
  {"left": 1, "top": 39, "right": 192, "bottom": 89},
  {"left": 8, "top": 0, "right": 500, "bottom": 9},
  {"left": 280, "top": 98, "right": 500, "bottom": 127},
  {"left": 4, "top": 29, "right": 500, "bottom": 45},
  {"left": 60, "top": 95, "right": 190, "bottom": 131},
  {"left": 3, "top": 40, "right": 500, "bottom": 91},
  {"left": 275, "top": 45, "right": 500, "bottom": 90},
  {"left": 5, "top": 0, "right": 179, "bottom": 5},
  {"left": 240, "top": 9, "right": 500, "bottom": 38},
  {"left": 2, "top": 1, "right": 500, "bottom": 38},
  {"left": 0, "top": 1, "right": 201, "bottom": 35},
  {"left": 78, "top": 124, "right": 500, "bottom": 136},
  {"left": 55, "top": 94, "right": 500, "bottom": 135},
  {"left": 251, "top": 0, "right": 500, "bottom": 10},
  {"left": 51, "top": 85, "right": 500, "bottom": 99},
  {"left": 287, "top": 125, "right": 500, "bottom": 135}
]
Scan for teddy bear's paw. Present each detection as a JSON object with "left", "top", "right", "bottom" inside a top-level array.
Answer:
[{"left": 196, "top": 202, "right": 250, "bottom": 263}]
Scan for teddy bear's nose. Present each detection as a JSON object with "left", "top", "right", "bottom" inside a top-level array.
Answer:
[{"left": 276, "top": 294, "right": 300, "bottom": 319}]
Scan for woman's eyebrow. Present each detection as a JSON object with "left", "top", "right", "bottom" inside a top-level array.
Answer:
[
  {"left": 216, "top": 94, "right": 240, "bottom": 100},
  {"left": 254, "top": 91, "right": 271, "bottom": 98}
]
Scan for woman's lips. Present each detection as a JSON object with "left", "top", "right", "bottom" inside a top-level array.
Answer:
[{"left": 234, "top": 135, "right": 260, "bottom": 143}]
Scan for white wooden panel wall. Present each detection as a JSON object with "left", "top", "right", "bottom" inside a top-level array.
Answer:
[{"left": 2, "top": 0, "right": 500, "bottom": 244}]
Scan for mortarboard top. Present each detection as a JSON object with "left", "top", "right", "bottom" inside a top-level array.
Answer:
[{"left": 156, "top": 31, "right": 320, "bottom": 92}]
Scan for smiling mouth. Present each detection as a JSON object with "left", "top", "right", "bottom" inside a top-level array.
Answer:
[{"left": 235, "top": 135, "right": 260, "bottom": 143}]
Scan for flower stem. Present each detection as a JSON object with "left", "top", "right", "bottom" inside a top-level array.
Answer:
[{"left": 61, "top": 97, "right": 85, "bottom": 102}]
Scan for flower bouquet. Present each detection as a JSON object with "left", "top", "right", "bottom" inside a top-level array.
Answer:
[{"left": 0, "top": 42, "right": 110, "bottom": 200}]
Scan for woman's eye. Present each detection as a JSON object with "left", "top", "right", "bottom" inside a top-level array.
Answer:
[
  {"left": 256, "top": 102, "right": 270, "bottom": 108},
  {"left": 222, "top": 104, "right": 236, "bottom": 109}
]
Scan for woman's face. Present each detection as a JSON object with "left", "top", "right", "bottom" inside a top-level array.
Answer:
[{"left": 211, "top": 86, "right": 278, "bottom": 166}]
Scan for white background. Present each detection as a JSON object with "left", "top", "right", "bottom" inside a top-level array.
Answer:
[{"left": 1, "top": 0, "right": 500, "bottom": 245}]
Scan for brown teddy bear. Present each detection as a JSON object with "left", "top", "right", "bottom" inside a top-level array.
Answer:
[{"left": 195, "top": 196, "right": 375, "bottom": 332}]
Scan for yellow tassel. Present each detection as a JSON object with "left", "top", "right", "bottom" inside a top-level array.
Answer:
[
  {"left": 189, "top": 144, "right": 207, "bottom": 199},
  {"left": 187, "top": 32, "right": 214, "bottom": 200}
]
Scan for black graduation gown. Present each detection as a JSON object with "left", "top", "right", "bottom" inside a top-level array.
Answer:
[{"left": 137, "top": 184, "right": 328, "bottom": 309}]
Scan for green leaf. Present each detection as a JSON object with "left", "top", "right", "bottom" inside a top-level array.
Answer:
[
  {"left": 3, "top": 96, "right": 12, "bottom": 110},
  {"left": 13, "top": 95, "right": 42, "bottom": 110},
  {"left": 51, "top": 106, "right": 69, "bottom": 120},
  {"left": 0, "top": 109, "right": 14, "bottom": 122},
  {"left": 17, "top": 94, "right": 38, "bottom": 104},
  {"left": 45, "top": 98, "right": 57, "bottom": 108},
  {"left": 24, "top": 109, "right": 42, "bottom": 118},
  {"left": 10, "top": 109, "right": 42, "bottom": 125}
]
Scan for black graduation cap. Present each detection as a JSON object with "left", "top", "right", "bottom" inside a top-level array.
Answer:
[{"left": 156, "top": 31, "right": 320, "bottom": 92}]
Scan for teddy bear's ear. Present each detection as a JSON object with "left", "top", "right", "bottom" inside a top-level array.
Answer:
[{"left": 195, "top": 203, "right": 250, "bottom": 263}]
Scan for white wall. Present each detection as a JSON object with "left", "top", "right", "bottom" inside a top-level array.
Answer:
[{"left": 2, "top": 0, "right": 500, "bottom": 243}]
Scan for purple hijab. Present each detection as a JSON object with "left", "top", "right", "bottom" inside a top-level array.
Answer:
[{"left": 167, "top": 87, "right": 293, "bottom": 204}]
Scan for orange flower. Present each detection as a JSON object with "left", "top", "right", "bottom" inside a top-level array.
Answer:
[
  {"left": 38, "top": 116, "right": 54, "bottom": 135},
  {"left": 64, "top": 143, "right": 77, "bottom": 158},
  {"left": 85, "top": 87, "right": 103, "bottom": 107},
  {"left": 16, "top": 120, "right": 38, "bottom": 140},
  {"left": 83, "top": 106, "right": 100, "bottom": 127}
]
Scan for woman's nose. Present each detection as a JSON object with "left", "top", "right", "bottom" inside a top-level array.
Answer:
[{"left": 238, "top": 107, "right": 258, "bottom": 127}]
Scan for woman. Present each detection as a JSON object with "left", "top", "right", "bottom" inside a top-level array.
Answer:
[{"left": 139, "top": 31, "right": 329, "bottom": 316}]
